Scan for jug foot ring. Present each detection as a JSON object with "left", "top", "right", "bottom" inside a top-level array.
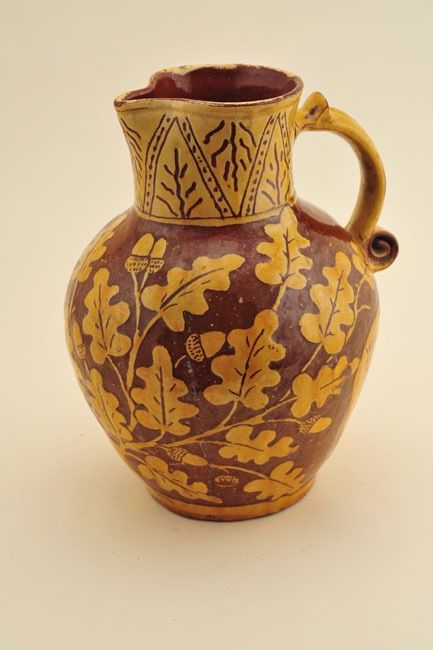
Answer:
[{"left": 147, "top": 479, "right": 315, "bottom": 522}]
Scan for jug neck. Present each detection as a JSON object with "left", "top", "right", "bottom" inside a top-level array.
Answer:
[{"left": 115, "top": 65, "right": 303, "bottom": 225}]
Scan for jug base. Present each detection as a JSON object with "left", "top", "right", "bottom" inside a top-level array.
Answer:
[{"left": 148, "top": 479, "right": 315, "bottom": 521}]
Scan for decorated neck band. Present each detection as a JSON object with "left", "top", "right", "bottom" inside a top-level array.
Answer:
[{"left": 115, "top": 68, "right": 301, "bottom": 225}]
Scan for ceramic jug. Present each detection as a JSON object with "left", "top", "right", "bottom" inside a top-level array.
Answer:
[{"left": 65, "top": 64, "right": 398, "bottom": 520}]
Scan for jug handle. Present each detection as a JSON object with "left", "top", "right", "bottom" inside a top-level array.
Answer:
[{"left": 295, "top": 92, "right": 398, "bottom": 271}]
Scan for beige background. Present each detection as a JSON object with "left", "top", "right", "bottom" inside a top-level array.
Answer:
[{"left": 1, "top": 0, "right": 432, "bottom": 648}]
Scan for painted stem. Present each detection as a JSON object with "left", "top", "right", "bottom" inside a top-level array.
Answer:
[
  {"left": 209, "top": 462, "right": 268, "bottom": 480},
  {"left": 278, "top": 344, "right": 322, "bottom": 404},
  {"left": 301, "top": 343, "right": 322, "bottom": 374},
  {"left": 160, "top": 394, "right": 298, "bottom": 448},
  {"left": 123, "top": 448, "right": 149, "bottom": 465},
  {"left": 272, "top": 282, "right": 287, "bottom": 311},
  {"left": 174, "top": 354, "right": 187, "bottom": 369},
  {"left": 108, "top": 356, "right": 137, "bottom": 428},
  {"left": 126, "top": 268, "right": 153, "bottom": 390},
  {"left": 345, "top": 276, "right": 370, "bottom": 344},
  {"left": 218, "top": 402, "right": 238, "bottom": 428},
  {"left": 132, "top": 273, "right": 141, "bottom": 333},
  {"left": 140, "top": 267, "right": 151, "bottom": 292},
  {"left": 126, "top": 314, "right": 159, "bottom": 389}
]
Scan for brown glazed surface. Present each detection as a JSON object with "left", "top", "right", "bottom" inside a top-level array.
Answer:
[
  {"left": 65, "top": 201, "right": 379, "bottom": 518},
  {"left": 65, "top": 64, "right": 397, "bottom": 520}
]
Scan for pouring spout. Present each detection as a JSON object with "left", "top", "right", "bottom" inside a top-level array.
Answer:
[{"left": 115, "top": 63, "right": 302, "bottom": 108}]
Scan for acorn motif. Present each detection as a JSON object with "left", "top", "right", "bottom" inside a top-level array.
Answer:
[
  {"left": 148, "top": 257, "right": 165, "bottom": 273},
  {"left": 125, "top": 254, "right": 149, "bottom": 273},
  {"left": 298, "top": 415, "right": 332, "bottom": 434},
  {"left": 214, "top": 474, "right": 240, "bottom": 487},
  {"left": 125, "top": 233, "right": 167, "bottom": 273},
  {"left": 186, "top": 331, "right": 226, "bottom": 362},
  {"left": 165, "top": 447, "right": 208, "bottom": 467}
]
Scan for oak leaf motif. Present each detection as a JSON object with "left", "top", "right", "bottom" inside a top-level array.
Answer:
[
  {"left": 141, "top": 254, "right": 244, "bottom": 332},
  {"left": 300, "top": 252, "right": 355, "bottom": 353},
  {"left": 75, "top": 212, "right": 126, "bottom": 283},
  {"left": 204, "top": 310, "right": 285, "bottom": 410},
  {"left": 255, "top": 206, "right": 312, "bottom": 289},
  {"left": 291, "top": 356, "right": 355, "bottom": 418},
  {"left": 86, "top": 368, "right": 132, "bottom": 442},
  {"left": 82, "top": 268, "right": 131, "bottom": 364},
  {"left": 71, "top": 320, "right": 86, "bottom": 359},
  {"left": 139, "top": 456, "right": 221, "bottom": 503},
  {"left": 65, "top": 328, "right": 86, "bottom": 390},
  {"left": 244, "top": 461, "right": 305, "bottom": 501},
  {"left": 349, "top": 312, "right": 379, "bottom": 413},
  {"left": 351, "top": 242, "right": 375, "bottom": 288},
  {"left": 131, "top": 346, "right": 198, "bottom": 436},
  {"left": 219, "top": 425, "right": 298, "bottom": 465}
]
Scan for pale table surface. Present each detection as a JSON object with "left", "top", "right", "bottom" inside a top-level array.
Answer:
[{"left": 1, "top": 1, "right": 432, "bottom": 648}]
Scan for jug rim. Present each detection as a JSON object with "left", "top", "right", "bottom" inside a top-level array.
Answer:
[{"left": 114, "top": 64, "right": 303, "bottom": 111}]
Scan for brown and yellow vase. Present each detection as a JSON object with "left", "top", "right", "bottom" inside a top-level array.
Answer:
[{"left": 65, "top": 64, "right": 398, "bottom": 521}]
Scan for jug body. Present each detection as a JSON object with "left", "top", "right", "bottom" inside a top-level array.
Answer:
[{"left": 65, "top": 65, "right": 397, "bottom": 520}]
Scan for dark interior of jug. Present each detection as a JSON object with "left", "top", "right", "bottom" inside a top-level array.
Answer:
[{"left": 124, "top": 65, "right": 300, "bottom": 103}]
